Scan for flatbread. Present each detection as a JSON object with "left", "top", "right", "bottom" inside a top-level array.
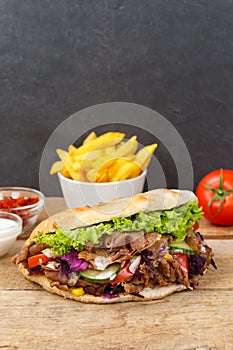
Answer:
[
  {"left": 15, "top": 189, "right": 196, "bottom": 303},
  {"left": 18, "top": 263, "right": 186, "bottom": 304},
  {"left": 25, "top": 188, "right": 196, "bottom": 244}
]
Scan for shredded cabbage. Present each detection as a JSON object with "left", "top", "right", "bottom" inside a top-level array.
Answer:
[{"left": 59, "top": 250, "right": 88, "bottom": 275}]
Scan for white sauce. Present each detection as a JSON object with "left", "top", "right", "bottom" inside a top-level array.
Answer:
[
  {"left": 94, "top": 256, "right": 111, "bottom": 270},
  {"left": 0, "top": 218, "right": 17, "bottom": 229},
  {"left": 129, "top": 255, "right": 141, "bottom": 274},
  {"left": 0, "top": 218, "right": 17, "bottom": 237}
]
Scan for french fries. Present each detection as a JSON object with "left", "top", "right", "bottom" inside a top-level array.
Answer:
[
  {"left": 82, "top": 131, "right": 97, "bottom": 144},
  {"left": 50, "top": 161, "right": 63, "bottom": 175},
  {"left": 49, "top": 131, "right": 158, "bottom": 183}
]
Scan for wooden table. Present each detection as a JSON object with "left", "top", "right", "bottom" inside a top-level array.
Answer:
[{"left": 1, "top": 198, "right": 233, "bottom": 350}]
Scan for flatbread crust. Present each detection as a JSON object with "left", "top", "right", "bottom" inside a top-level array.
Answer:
[
  {"left": 15, "top": 188, "right": 196, "bottom": 303},
  {"left": 19, "top": 262, "right": 186, "bottom": 304},
  {"left": 24, "top": 188, "right": 196, "bottom": 245}
]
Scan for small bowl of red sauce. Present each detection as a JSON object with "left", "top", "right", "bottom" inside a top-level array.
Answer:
[{"left": 0, "top": 187, "right": 44, "bottom": 235}]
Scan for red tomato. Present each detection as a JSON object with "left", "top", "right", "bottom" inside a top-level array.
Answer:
[
  {"left": 193, "top": 221, "right": 199, "bottom": 231},
  {"left": 196, "top": 169, "right": 233, "bottom": 226},
  {"left": 110, "top": 261, "right": 133, "bottom": 284},
  {"left": 28, "top": 254, "right": 54, "bottom": 269},
  {"left": 172, "top": 253, "right": 188, "bottom": 274}
]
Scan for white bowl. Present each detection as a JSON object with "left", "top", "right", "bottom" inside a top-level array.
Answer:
[
  {"left": 0, "top": 212, "right": 22, "bottom": 258},
  {"left": 58, "top": 169, "right": 147, "bottom": 208}
]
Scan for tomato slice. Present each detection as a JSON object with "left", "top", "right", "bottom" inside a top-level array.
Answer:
[
  {"left": 28, "top": 254, "right": 54, "bottom": 269},
  {"left": 110, "top": 261, "right": 133, "bottom": 284},
  {"left": 172, "top": 253, "right": 189, "bottom": 274},
  {"left": 193, "top": 221, "right": 199, "bottom": 231}
]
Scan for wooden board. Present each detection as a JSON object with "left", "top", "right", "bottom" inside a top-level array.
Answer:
[
  {"left": 8, "top": 196, "right": 233, "bottom": 348},
  {"left": 200, "top": 217, "right": 233, "bottom": 239},
  {"left": 1, "top": 238, "right": 233, "bottom": 349}
]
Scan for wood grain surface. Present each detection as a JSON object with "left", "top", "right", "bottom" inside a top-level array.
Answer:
[{"left": 1, "top": 198, "right": 233, "bottom": 350}]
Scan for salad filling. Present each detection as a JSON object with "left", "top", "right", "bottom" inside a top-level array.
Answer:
[
  {"left": 33, "top": 200, "right": 203, "bottom": 256},
  {"left": 15, "top": 203, "right": 215, "bottom": 299}
]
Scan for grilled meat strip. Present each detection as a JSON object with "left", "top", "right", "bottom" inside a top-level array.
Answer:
[
  {"left": 79, "top": 231, "right": 164, "bottom": 268},
  {"left": 17, "top": 230, "right": 214, "bottom": 298}
]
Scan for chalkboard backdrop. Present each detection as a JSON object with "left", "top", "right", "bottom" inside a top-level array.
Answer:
[{"left": 1, "top": 1, "right": 233, "bottom": 195}]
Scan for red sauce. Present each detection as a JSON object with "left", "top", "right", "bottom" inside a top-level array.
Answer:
[{"left": 0, "top": 196, "right": 39, "bottom": 209}]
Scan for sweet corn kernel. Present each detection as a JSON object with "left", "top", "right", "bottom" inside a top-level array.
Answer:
[
  {"left": 164, "top": 254, "right": 173, "bottom": 262},
  {"left": 71, "top": 287, "right": 85, "bottom": 296}
]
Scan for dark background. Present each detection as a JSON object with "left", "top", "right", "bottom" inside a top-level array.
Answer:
[{"left": 1, "top": 0, "right": 233, "bottom": 194}]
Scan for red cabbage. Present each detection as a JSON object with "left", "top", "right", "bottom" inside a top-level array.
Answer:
[
  {"left": 102, "top": 293, "right": 119, "bottom": 299},
  {"left": 188, "top": 254, "right": 206, "bottom": 278},
  {"left": 195, "top": 232, "right": 217, "bottom": 270},
  {"left": 104, "top": 284, "right": 124, "bottom": 295},
  {"left": 211, "top": 258, "right": 217, "bottom": 270},
  {"left": 141, "top": 250, "right": 157, "bottom": 277},
  {"left": 59, "top": 260, "right": 71, "bottom": 276},
  {"left": 28, "top": 266, "right": 43, "bottom": 275},
  {"left": 60, "top": 250, "right": 88, "bottom": 275}
]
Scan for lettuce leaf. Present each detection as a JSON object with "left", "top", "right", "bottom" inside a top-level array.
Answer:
[{"left": 35, "top": 200, "right": 202, "bottom": 256}]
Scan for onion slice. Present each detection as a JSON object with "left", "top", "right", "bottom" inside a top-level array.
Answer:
[
  {"left": 42, "top": 248, "right": 57, "bottom": 258},
  {"left": 129, "top": 255, "right": 141, "bottom": 274}
]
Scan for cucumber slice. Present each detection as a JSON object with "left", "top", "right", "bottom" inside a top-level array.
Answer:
[
  {"left": 169, "top": 240, "right": 196, "bottom": 255},
  {"left": 80, "top": 263, "right": 121, "bottom": 283}
]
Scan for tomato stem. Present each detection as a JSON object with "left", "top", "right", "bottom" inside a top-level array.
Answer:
[
  {"left": 219, "top": 168, "right": 224, "bottom": 190},
  {"left": 217, "top": 190, "right": 224, "bottom": 196}
]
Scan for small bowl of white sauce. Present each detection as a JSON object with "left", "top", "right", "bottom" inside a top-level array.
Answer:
[{"left": 0, "top": 212, "right": 22, "bottom": 258}]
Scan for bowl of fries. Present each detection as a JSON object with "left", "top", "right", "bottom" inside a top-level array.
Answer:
[
  {"left": 57, "top": 169, "right": 147, "bottom": 208},
  {"left": 50, "top": 131, "right": 157, "bottom": 208}
]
